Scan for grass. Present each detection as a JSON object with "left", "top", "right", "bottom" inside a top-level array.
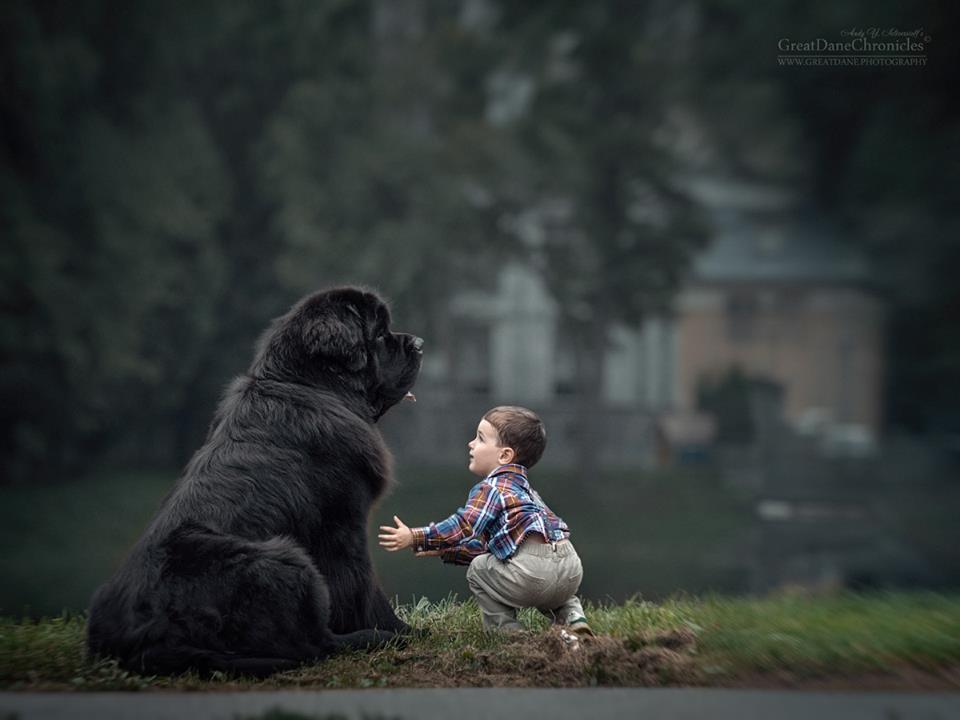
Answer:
[
  {"left": 372, "top": 463, "right": 755, "bottom": 607},
  {"left": 0, "top": 465, "right": 754, "bottom": 617},
  {"left": 0, "top": 469, "right": 176, "bottom": 617},
  {"left": 2, "top": 592, "right": 959, "bottom": 691}
]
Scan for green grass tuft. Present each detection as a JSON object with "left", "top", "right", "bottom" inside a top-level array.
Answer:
[{"left": 685, "top": 591, "right": 960, "bottom": 676}]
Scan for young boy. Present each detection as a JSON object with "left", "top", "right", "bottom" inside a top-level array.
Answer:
[{"left": 379, "top": 406, "right": 592, "bottom": 636}]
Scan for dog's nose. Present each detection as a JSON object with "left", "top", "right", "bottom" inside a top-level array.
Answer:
[{"left": 412, "top": 336, "right": 424, "bottom": 351}]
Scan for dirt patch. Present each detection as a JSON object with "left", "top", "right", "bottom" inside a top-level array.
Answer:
[
  {"left": 294, "top": 627, "right": 703, "bottom": 689},
  {"left": 286, "top": 627, "right": 960, "bottom": 692}
]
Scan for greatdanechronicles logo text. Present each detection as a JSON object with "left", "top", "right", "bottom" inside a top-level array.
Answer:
[{"left": 777, "top": 27, "right": 930, "bottom": 67}]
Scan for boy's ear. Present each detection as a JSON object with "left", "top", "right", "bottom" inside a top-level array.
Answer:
[{"left": 498, "top": 446, "right": 516, "bottom": 464}]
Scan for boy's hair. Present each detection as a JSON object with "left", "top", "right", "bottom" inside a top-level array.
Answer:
[{"left": 483, "top": 406, "right": 547, "bottom": 468}]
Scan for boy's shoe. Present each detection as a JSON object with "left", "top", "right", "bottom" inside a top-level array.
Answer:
[{"left": 567, "top": 617, "right": 595, "bottom": 637}]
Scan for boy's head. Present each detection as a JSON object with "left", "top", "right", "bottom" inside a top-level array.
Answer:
[{"left": 467, "top": 405, "right": 547, "bottom": 477}]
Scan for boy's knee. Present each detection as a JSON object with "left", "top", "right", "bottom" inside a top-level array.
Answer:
[{"left": 466, "top": 553, "right": 492, "bottom": 589}]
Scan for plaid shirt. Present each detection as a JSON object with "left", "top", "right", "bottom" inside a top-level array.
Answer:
[{"left": 410, "top": 464, "right": 570, "bottom": 565}]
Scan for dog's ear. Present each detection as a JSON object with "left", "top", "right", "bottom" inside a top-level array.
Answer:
[{"left": 302, "top": 306, "right": 367, "bottom": 371}]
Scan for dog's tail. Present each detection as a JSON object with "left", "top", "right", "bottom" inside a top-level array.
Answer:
[
  {"left": 136, "top": 645, "right": 309, "bottom": 679},
  {"left": 132, "top": 629, "right": 396, "bottom": 678},
  {"left": 330, "top": 627, "right": 397, "bottom": 652}
]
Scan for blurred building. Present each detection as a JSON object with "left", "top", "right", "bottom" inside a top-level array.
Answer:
[{"left": 676, "top": 177, "right": 884, "bottom": 450}]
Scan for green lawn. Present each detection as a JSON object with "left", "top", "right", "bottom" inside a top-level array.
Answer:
[
  {"left": 2, "top": 593, "right": 959, "bottom": 690},
  {"left": 0, "top": 465, "right": 754, "bottom": 617},
  {"left": 0, "top": 470, "right": 176, "bottom": 618}
]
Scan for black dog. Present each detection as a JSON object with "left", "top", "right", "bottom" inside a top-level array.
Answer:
[{"left": 87, "top": 287, "right": 422, "bottom": 677}]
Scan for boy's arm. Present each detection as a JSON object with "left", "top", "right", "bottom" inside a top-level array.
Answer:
[{"left": 410, "top": 482, "right": 501, "bottom": 552}]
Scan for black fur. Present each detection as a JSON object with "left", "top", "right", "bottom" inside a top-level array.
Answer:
[{"left": 87, "top": 287, "right": 422, "bottom": 677}]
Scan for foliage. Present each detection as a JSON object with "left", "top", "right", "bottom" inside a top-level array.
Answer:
[
  {"left": 0, "top": 465, "right": 757, "bottom": 617},
  {"left": 696, "top": 366, "right": 782, "bottom": 443},
  {"left": 259, "top": 4, "right": 514, "bottom": 336},
  {"left": 0, "top": 2, "right": 231, "bottom": 481},
  {"left": 0, "top": 0, "right": 708, "bottom": 484},
  {"left": 0, "top": 469, "right": 175, "bottom": 618},
  {"left": 689, "top": 591, "right": 960, "bottom": 676},
  {"left": 479, "top": 2, "right": 711, "bottom": 471},
  {"left": 692, "top": 0, "right": 960, "bottom": 431},
  {"left": 508, "top": 3, "right": 708, "bottom": 326},
  {"left": 2, "top": 0, "right": 955, "bottom": 482},
  {"left": 0, "top": 1, "right": 510, "bottom": 481}
]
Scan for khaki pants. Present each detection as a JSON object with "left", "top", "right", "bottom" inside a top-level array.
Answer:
[{"left": 465, "top": 539, "right": 585, "bottom": 631}]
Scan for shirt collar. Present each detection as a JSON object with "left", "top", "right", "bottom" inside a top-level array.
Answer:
[{"left": 487, "top": 463, "right": 529, "bottom": 485}]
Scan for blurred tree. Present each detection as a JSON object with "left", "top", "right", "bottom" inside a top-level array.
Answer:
[
  {"left": 693, "top": 0, "right": 960, "bottom": 433},
  {"left": 156, "top": 1, "right": 380, "bottom": 461},
  {"left": 0, "top": 0, "right": 522, "bottom": 481},
  {"left": 24, "top": 0, "right": 938, "bottom": 482},
  {"left": 0, "top": 3, "right": 228, "bottom": 482},
  {"left": 263, "top": 1, "right": 513, "bottom": 331},
  {"left": 697, "top": 366, "right": 759, "bottom": 444},
  {"left": 492, "top": 1, "right": 708, "bottom": 469}
]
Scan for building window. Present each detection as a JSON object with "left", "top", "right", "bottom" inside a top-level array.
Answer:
[{"left": 727, "top": 292, "right": 757, "bottom": 342}]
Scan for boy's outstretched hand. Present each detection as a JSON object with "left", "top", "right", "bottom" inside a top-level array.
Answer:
[{"left": 378, "top": 515, "right": 414, "bottom": 552}]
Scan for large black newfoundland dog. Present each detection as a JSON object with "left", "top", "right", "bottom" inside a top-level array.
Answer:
[{"left": 87, "top": 287, "right": 422, "bottom": 676}]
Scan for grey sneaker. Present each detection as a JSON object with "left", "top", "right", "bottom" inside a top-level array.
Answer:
[{"left": 568, "top": 616, "right": 595, "bottom": 637}]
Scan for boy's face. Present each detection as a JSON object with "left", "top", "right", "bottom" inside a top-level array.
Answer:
[{"left": 467, "top": 419, "right": 514, "bottom": 477}]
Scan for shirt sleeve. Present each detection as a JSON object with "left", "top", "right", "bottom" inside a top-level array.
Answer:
[
  {"left": 410, "top": 482, "right": 502, "bottom": 552},
  {"left": 439, "top": 537, "right": 487, "bottom": 566}
]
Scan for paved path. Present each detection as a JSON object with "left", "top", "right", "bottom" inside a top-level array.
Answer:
[{"left": 2, "top": 688, "right": 959, "bottom": 720}]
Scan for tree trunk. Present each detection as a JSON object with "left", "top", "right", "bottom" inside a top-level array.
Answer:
[{"left": 571, "top": 318, "right": 608, "bottom": 477}]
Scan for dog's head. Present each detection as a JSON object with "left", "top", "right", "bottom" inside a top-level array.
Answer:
[{"left": 251, "top": 287, "right": 423, "bottom": 420}]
